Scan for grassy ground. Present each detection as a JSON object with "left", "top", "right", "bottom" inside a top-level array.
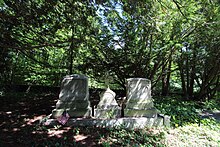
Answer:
[
  {"left": 0, "top": 92, "right": 220, "bottom": 146},
  {"left": 165, "top": 123, "right": 220, "bottom": 147}
]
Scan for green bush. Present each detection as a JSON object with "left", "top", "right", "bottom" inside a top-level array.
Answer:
[
  {"left": 202, "top": 98, "right": 220, "bottom": 110},
  {"left": 154, "top": 96, "right": 200, "bottom": 127}
]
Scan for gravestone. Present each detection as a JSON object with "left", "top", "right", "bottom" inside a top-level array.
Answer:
[
  {"left": 52, "top": 74, "right": 91, "bottom": 118},
  {"left": 124, "top": 78, "right": 158, "bottom": 117},
  {"left": 94, "top": 87, "right": 120, "bottom": 118},
  {"left": 43, "top": 76, "right": 170, "bottom": 128}
]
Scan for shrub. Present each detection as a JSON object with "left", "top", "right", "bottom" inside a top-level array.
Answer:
[{"left": 154, "top": 96, "right": 200, "bottom": 127}]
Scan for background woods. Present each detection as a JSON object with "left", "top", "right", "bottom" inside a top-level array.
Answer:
[{"left": 0, "top": 0, "right": 219, "bottom": 100}]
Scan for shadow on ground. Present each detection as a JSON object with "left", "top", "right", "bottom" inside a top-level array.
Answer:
[
  {"left": 200, "top": 110, "right": 220, "bottom": 122},
  {"left": 0, "top": 93, "right": 109, "bottom": 146}
]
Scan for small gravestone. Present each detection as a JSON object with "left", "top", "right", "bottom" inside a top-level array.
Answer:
[
  {"left": 94, "top": 87, "right": 120, "bottom": 118},
  {"left": 52, "top": 74, "right": 91, "bottom": 118},
  {"left": 124, "top": 78, "right": 158, "bottom": 117}
]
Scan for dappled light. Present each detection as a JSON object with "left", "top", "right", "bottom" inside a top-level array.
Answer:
[
  {"left": 73, "top": 134, "right": 89, "bottom": 142},
  {"left": 0, "top": 92, "right": 112, "bottom": 146},
  {"left": 0, "top": 0, "right": 220, "bottom": 146},
  {"left": 1, "top": 91, "right": 220, "bottom": 146}
]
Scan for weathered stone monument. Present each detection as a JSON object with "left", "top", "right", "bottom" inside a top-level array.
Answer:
[
  {"left": 94, "top": 87, "right": 120, "bottom": 118},
  {"left": 52, "top": 74, "right": 91, "bottom": 118},
  {"left": 43, "top": 76, "right": 170, "bottom": 129},
  {"left": 124, "top": 78, "right": 158, "bottom": 117}
]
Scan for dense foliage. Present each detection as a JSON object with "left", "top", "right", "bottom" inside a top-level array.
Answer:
[{"left": 0, "top": 0, "right": 219, "bottom": 100}]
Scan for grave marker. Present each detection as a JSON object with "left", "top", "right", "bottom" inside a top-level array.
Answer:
[
  {"left": 94, "top": 87, "right": 120, "bottom": 118},
  {"left": 52, "top": 74, "right": 91, "bottom": 118},
  {"left": 124, "top": 78, "right": 158, "bottom": 117}
]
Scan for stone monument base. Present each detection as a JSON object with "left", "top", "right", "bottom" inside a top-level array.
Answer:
[
  {"left": 94, "top": 107, "right": 121, "bottom": 119},
  {"left": 42, "top": 114, "right": 170, "bottom": 129},
  {"left": 52, "top": 108, "right": 92, "bottom": 118},
  {"left": 124, "top": 108, "right": 158, "bottom": 117}
]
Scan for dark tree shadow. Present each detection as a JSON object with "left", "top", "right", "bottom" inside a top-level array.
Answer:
[{"left": 0, "top": 92, "right": 110, "bottom": 146}]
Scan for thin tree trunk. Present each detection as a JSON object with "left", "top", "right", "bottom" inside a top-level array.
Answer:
[
  {"left": 186, "top": 46, "right": 190, "bottom": 100},
  {"left": 188, "top": 48, "right": 196, "bottom": 99},
  {"left": 69, "top": 26, "right": 74, "bottom": 75},
  {"left": 10, "top": 50, "right": 19, "bottom": 85},
  {"left": 178, "top": 48, "right": 187, "bottom": 99},
  {"left": 162, "top": 59, "right": 171, "bottom": 96}
]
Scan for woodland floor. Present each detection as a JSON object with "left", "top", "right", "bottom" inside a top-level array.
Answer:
[
  {"left": 1, "top": 92, "right": 220, "bottom": 146},
  {"left": 0, "top": 93, "right": 110, "bottom": 146}
]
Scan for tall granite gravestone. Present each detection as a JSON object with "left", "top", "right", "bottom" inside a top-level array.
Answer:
[
  {"left": 94, "top": 87, "right": 120, "bottom": 118},
  {"left": 124, "top": 78, "right": 158, "bottom": 117},
  {"left": 52, "top": 74, "right": 91, "bottom": 118}
]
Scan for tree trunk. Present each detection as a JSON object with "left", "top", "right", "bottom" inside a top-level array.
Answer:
[
  {"left": 162, "top": 60, "right": 171, "bottom": 96},
  {"left": 69, "top": 43, "right": 73, "bottom": 75},
  {"left": 178, "top": 49, "right": 187, "bottom": 99},
  {"left": 188, "top": 48, "right": 196, "bottom": 99},
  {"left": 69, "top": 27, "right": 75, "bottom": 75}
]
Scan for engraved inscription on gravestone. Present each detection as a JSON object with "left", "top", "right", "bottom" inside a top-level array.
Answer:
[{"left": 52, "top": 74, "right": 91, "bottom": 118}]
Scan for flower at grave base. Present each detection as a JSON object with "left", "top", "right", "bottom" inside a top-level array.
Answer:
[
  {"left": 44, "top": 121, "right": 50, "bottom": 126},
  {"left": 57, "top": 112, "right": 70, "bottom": 125}
]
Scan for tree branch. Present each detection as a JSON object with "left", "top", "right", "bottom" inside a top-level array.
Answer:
[{"left": 172, "top": 0, "right": 187, "bottom": 20}]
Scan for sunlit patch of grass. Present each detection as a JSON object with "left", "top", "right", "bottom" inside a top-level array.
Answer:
[{"left": 165, "top": 121, "right": 220, "bottom": 147}]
